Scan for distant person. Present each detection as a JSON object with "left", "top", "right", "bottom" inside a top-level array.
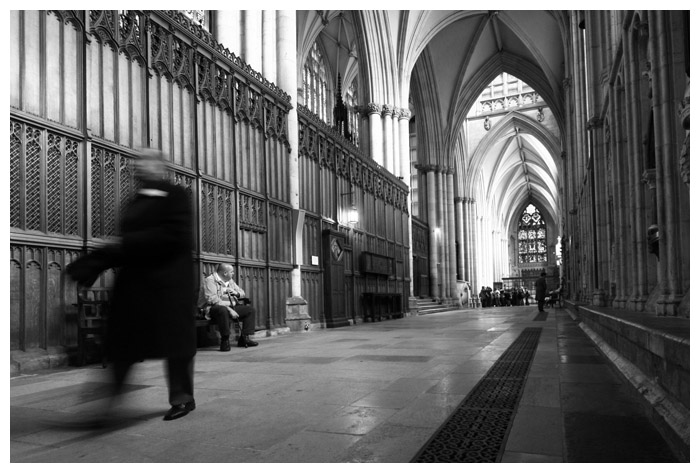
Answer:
[
  {"left": 535, "top": 272, "right": 547, "bottom": 312},
  {"left": 66, "top": 147, "right": 197, "bottom": 422},
  {"left": 198, "top": 263, "right": 258, "bottom": 351}
]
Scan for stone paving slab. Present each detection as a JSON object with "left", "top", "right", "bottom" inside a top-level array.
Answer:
[{"left": 10, "top": 306, "right": 682, "bottom": 463}]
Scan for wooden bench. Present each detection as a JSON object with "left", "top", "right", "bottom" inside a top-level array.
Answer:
[
  {"left": 195, "top": 299, "right": 248, "bottom": 346},
  {"left": 361, "top": 292, "right": 404, "bottom": 322},
  {"left": 75, "top": 287, "right": 111, "bottom": 367}
]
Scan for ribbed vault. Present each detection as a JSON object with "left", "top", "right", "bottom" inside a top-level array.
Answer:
[{"left": 467, "top": 111, "right": 561, "bottom": 233}]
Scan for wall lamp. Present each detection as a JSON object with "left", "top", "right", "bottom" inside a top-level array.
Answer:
[{"left": 341, "top": 188, "right": 359, "bottom": 225}]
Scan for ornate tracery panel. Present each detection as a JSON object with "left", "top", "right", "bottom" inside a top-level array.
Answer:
[{"left": 518, "top": 204, "right": 547, "bottom": 263}]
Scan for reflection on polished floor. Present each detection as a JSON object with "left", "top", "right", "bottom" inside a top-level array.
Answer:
[{"left": 10, "top": 305, "right": 681, "bottom": 463}]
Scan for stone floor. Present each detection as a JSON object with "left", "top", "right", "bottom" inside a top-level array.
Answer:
[{"left": 10, "top": 305, "right": 682, "bottom": 463}]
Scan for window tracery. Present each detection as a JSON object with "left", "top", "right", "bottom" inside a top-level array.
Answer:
[
  {"left": 303, "top": 42, "right": 331, "bottom": 124},
  {"left": 518, "top": 203, "right": 547, "bottom": 263},
  {"left": 182, "top": 10, "right": 210, "bottom": 30}
]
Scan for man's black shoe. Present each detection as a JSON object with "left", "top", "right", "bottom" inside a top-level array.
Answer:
[
  {"left": 163, "top": 401, "right": 195, "bottom": 421},
  {"left": 237, "top": 335, "right": 258, "bottom": 348},
  {"left": 220, "top": 338, "right": 231, "bottom": 352}
]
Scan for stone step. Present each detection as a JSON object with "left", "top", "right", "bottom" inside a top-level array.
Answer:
[{"left": 418, "top": 307, "right": 455, "bottom": 315}]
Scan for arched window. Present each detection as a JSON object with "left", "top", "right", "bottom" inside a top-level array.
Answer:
[
  {"left": 518, "top": 204, "right": 547, "bottom": 263},
  {"left": 344, "top": 78, "right": 359, "bottom": 145},
  {"left": 182, "top": 10, "right": 210, "bottom": 31},
  {"left": 303, "top": 42, "right": 330, "bottom": 124}
]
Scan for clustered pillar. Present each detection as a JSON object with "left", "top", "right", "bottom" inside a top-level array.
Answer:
[{"left": 564, "top": 11, "right": 689, "bottom": 315}]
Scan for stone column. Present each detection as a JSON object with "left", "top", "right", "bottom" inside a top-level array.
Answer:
[
  {"left": 242, "top": 11, "right": 263, "bottom": 73},
  {"left": 367, "top": 103, "right": 382, "bottom": 166},
  {"left": 446, "top": 168, "right": 457, "bottom": 304},
  {"left": 382, "top": 105, "right": 394, "bottom": 173},
  {"left": 455, "top": 197, "right": 465, "bottom": 281},
  {"left": 398, "top": 108, "right": 412, "bottom": 180},
  {"left": 610, "top": 78, "right": 625, "bottom": 309},
  {"left": 621, "top": 29, "right": 638, "bottom": 309},
  {"left": 277, "top": 11, "right": 308, "bottom": 331},
  {"left": 465, "top": 198, "right": 474, "bottom": 291},
  {"left": 477, "top": 211, "right": 484, "bottom": 290},
  {"left": 649, "top": 11, "right": 684, "bottom": 315},
  {"left": 436, "top": 167, "right": 446, "bottom": 301},
  {"left": 588, "top": 116, "right": 606, "bottom": 306},
  {"left": 262, "top": 11, "right": 277, "bottom": 81},
  {"left": 216, "top": 11, "right": 241, "bottom": 55},
  {"left": 632, "top": 23, "right": 651, "bottom": 311},
  {"left": 398, "top": 108, "right": 414, "bottom": 297},
  {"left": 392, "top": 107, "right": 401, "bottom": 178},
  {"left": 425, "top": 166, "right": 439, "bottom": 300}
]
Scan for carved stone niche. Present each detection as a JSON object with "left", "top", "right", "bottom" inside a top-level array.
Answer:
[{"left": 678, "top": 78, "right": 690, "bottom": 187}]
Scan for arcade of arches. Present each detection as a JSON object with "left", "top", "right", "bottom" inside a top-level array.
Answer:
[{"left": 9, "top": 11, "right": 690, "bottom": 371}]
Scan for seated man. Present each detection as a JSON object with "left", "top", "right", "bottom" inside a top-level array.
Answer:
[{"left": 198, "top": 263, "right": 258, "bottom": 351}]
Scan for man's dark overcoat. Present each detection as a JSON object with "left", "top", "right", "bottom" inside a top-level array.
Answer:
[
  {"left": 535, "top": 275, "right": 547, "bottom": 301},
  {"left": 67, "top": 179, "right": 196, "bottom": 361}
]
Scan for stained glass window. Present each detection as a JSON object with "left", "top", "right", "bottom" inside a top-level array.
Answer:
[
  {"left": 303, "top": 42, "right": 330, "bottom": 124},
  {"left": 518, "top": 203, "right": 547, "bottom": 263}
]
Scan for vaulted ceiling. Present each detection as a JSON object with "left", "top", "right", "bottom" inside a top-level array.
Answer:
[{"left": 297, "top": 10, "right": 569, "bottom": 232}]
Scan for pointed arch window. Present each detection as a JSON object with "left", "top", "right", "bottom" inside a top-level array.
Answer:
[
  {"left": 303, "top": 42, "right": 330, "bottom": 124},
  {"left": 518, "top": 204, "right": 547, "bottom": 263},
  {"left": 182, "top": 10, "right": 210, "bottom": 31}
]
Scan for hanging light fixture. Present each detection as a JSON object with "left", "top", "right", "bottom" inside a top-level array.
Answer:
[
  {"left": 341, "top": 187, "right": 359, "bottom": 226},
  {"left": 348, "top": 202, "right": 359, "bottom": 226}
]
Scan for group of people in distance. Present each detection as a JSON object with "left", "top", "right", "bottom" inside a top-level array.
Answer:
[
  {"left": 479, "top": 272, "right": 555, "bottom": 313},
  {"left": 478, "top": 285, "right": 531, "bottom": 308}
]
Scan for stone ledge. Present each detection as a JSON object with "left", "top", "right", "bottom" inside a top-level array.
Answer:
[
  {"left": 568, "top": 304, "right": 690, "bottom": 462},
  {"left": 575, "top": 305, "right": 690, "bottom": 409},
  {"left": 579, "top": 322, "right": 690, "bottom": 462}
]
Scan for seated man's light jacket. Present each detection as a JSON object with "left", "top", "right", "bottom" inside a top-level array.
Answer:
[{"left": 197, "top": 272, "right": 246, "bottom": 316}]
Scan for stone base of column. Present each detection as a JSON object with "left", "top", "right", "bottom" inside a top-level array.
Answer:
[
  {"left": 441, "top": 297, "right": 458, "bottom": 308},
  {"left": 407, "top": 297, "right": 419, "bottom": 317},
  {"left": 592, "top": 290, "right": 607, "bottom": 306},
  {"left": 11, "top": 347, "right": 70, "bottom": 375},
  {"left": 627, "top": 296, "right": 648, "bottom": 312},
  {"left": 612, "top": 297, "right": 626, "bottom": 309},
  {"left": 656, "top": 295, "right": 684, "bottom": 316},
  {"left": 285, "top": 296, "right": 312, "bottom": 332}
]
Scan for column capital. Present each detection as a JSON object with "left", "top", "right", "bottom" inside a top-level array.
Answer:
[
  {"left": 397, "top": 108, "right": 412, "bottom": 120},
  {"left": 454, "top": 197, "right": 467, "bottom": 204},
  {"left": 381, "top": 104, "right": 396, "bottom": 118},
  {"left": 414, "top": 163, "right": 431, "bottom": 173},
  {"left": 445, "top": 167, "right": 455, "bottom": 175},
  {"left": 560, "top": 151, "right": 567, "bottom": 160},
  {"left": 367, "top": 102, "right": 382, "bottom": 115}
]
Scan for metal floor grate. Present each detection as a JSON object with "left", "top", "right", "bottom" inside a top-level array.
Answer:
[{"left": 412, "top": 327, "right": 542, "bottom": 462}]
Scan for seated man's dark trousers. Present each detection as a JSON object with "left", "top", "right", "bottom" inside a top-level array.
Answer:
[{"left": 208, "top": 304, "right": 256, "bottom": 341}]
